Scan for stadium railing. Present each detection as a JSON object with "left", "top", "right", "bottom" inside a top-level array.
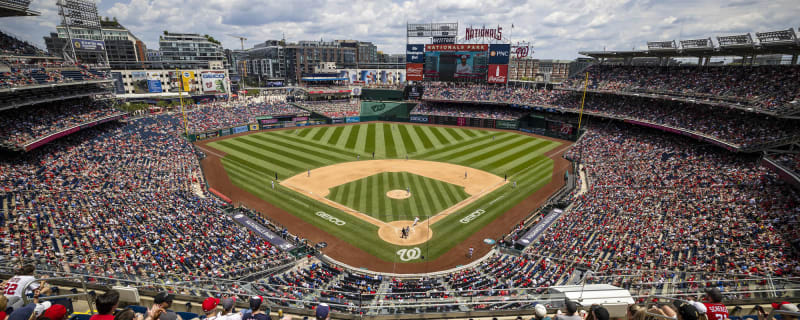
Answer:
[{"left": 4, "top": 255, "right": 799, "bottom": 318}]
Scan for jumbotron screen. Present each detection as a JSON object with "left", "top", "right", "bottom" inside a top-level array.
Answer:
[{"left": 424, "top": 44, "right": 489, "bottom": 82}]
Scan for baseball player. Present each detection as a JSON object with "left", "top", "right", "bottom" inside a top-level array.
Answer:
[
  {"left": 465, "top": 171, "right": 467, "bottom": 179},
  {"left": 406, "top": 186, "right": 410, "bottom": 195},
  {"left": 271, "top": 180, "right": 274, "bottom": 190},
  {"left": 307, "top": 169, "right": 310, "bottom": 177},
  {"left": 468, "top": 247, "right": 474, "bottom": 258},
  {"left": 412, "top": 216, "right": 419, "bottom": 227}
]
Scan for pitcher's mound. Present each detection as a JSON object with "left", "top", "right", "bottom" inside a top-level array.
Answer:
[
  {"left": 378, "top": 220, "right": 432, "bottom": 245},
  {"left": 386, "top": 189, "right": 411, "bottom": 199}
]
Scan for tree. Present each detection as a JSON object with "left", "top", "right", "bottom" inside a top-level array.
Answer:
[{"left": 163, "top": 30, "right": 168, "bottom": 35}]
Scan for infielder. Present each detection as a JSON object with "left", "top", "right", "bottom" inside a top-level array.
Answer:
[
  {"left": 412, "top": 216, "right": 419, "bottom": 226},
  {"left": 271, "top": 180, "right": 275, "bottom": 189}
]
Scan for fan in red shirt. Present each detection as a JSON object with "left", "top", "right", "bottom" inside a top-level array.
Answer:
[{"left": 702, "top": 287, "right": 729, "bottom": 320}]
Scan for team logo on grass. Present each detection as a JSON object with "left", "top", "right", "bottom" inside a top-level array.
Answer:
[
  {"left": 459, "top": 209, "right": 487, "bottom": 224},
  {"left": 315, "top": 211, "right": 346, "bottom": 226},
  {"left": 397, "top": 247, "right": 421, "bottom": 261}
]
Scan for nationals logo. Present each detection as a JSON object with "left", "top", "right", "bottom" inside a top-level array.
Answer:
[{"left": 465, "top": 25, "right": 503, "bottom": 41}]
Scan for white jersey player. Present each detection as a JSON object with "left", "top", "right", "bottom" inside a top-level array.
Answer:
[
  {"left": 3, "top": 265, "right": 40, "bottom": 299},
  {"left": 412, "top": 217, "right": 419, "bottom": 227}
]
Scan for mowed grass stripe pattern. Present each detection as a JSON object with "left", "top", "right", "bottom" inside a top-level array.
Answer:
[
  {"left": 327, "top": 172, "right": 469, "bottom": 222},
  {"left": 210, "top": 123, "right": 562, "bottom": 263}
]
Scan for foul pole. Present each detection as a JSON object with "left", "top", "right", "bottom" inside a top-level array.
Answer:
[
  {"left": 577, "top": 72, "right": 589, "bottom": 131},
  {"left": 177, "top": 68, "right": 189, "bottom": 136}
]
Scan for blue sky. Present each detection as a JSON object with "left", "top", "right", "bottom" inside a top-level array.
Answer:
[{"left": 2, "top": 0, "right": 799, "bottom": 59}]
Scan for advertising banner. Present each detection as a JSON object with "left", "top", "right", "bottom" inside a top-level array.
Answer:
[
  {"left": 406, "top": 63, "right": 424, "bottom": 81},
  {"left": 231, "top": 213, "right": 296, "bottom": 251},
  {"left": 72, "top": 39, "right": 105, "bottom": 51},
  {"left": 457, "top": 117, "right": 468, "bottom": 126},
  {"left": 495, "top": 120, "right": 518, "bottom": 129},
  {"left": 425, "top": 44, "right": 488, "bottom": 51},
  {"left": 432, "top": 36, "right": 456, "bottom": 44},
  {"left": 487, "top": 64, "right": 509, "bottom": 84},
  {"left": 201, "top": 72, "right": 226, "bottom": 93},
  {"left": 181, "top": 71, "right": 195, "bottom": 92},
  {"left": 410, "top": 115, "right": 429, "bottom": 123},
  {"left": 249, "top": 124, "right": 259, "bottom": 131},
  {"left": 345, "top": 116, "right": 360, "bottom": 123},
  {"left": 146, "top": 72, "right": 162, "bottom": 93},
  {"left": 516, "top": 209, "right": 564, "bottom": 248},
  {"left": 488, "top": 44, "right": 511, "bottom": 64},
  {"left": 131, "top": 71, "right": 149, "bottom": 94},
  {"left": 233, "top": 125, "right": 249, "bottom": 134},
  {"left": 424, "top": 50, "right": 488, "bottom": 81},
  {"left": 406, "top": 44, "right": 424, "bottom": 63}
]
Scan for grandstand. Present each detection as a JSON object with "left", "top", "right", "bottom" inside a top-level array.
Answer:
[{"left": 1, "top": 6, "right": 800, "bottom": 320}]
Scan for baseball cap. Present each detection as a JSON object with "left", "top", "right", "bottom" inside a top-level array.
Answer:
[
  {"left": 704, "top": 287, "right": 723, "bottom": 303},
  {"left": 591, "top": 305, "right": 610, "bottom": 320},
  {"left": 34, "top": 301, "right": 52, "bottom": 316},
  {"left": 772, "top": 302, "right": 799, "bottom": 312},
  {"left": 220, "top": 298, "right": 235, "bottom": 311},
  {"left": 315, "top": 303, "right": 330, "bottom": 320},
  {"left": 565, "top": 300, "right": 578, "bottom": 314},
  {"left": 690, "top": 301, "right": 707, "bottom": 314},
  {"left": 248, "top": 296, "right": 262, "bottom": 311},
  {"left": 202, "top": 297, "right": 220, "bottom": 313},
  {"left": 43, "top": 304, "right": 67, "bottom": 320},
  {"left": 153, "top": 292, "right": 175, "bottom": 305},
  {"left": 673, "top": 301, "right": 700, "bottom": 320},
  {"left": 460, "top": 55, "right": 468, "bottom": 59},
  {"left": 534, "top": 304, "right": 547, "bottom": 318}
]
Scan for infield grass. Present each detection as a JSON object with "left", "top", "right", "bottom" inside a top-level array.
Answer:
[
  {"left": 208, "top": 123, "right": 561, "bottom": 265},
  {"left": 327, "top": 172, "right": 470, "bottom": 222}
]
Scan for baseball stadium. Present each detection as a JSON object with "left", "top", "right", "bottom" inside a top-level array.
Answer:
[{"left": 1, "top": 0, "right": 800, "bottom": 320}]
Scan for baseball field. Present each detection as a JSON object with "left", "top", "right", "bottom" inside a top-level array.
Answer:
[{"left": 197, "top": 122, "right": 569, "bottom": 272}]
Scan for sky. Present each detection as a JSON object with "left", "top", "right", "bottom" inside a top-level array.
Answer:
[{"left": 2, "top": 0, "right": 799, "bottom": 59}]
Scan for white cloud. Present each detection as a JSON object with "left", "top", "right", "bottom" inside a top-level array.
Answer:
[{"left": 2, "top": 0, "right": 799, "bottom": 59}]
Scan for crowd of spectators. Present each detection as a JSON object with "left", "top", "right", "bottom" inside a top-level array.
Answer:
[
  {"left": 526, "top": 123, "right": 800, "bottom": 281},
  {"left": 548, "top": 92, "right": 800, "bottom": 148},
  {"left": 181, "top": 101, "right": 309, "bottom": 133},
  {"left": 423, "top": 82, "right": 561, "bottom": 106},
  {"left": 412, "top": 102, "right": 529, "bottom": 120},
  {"left": 0, "top": 58, "right": 109, "bottom": 88},
  {"left": 296, "top": 100, "right": 359, "bottom": 118},
  {"left": 0, "top": 30, "right": 46, "bottom": 56},
  {"left": 0, "top": 115, "right": 295, "bottom": 286},
  {"left": 0, "top": 98, "right": 125, "bottom": 149},
  {"left": 771, "top": 153, "right": 800, "bottom": 176},
  {"left": 561, "top": 65, "right": 800, "bottom": 113}
]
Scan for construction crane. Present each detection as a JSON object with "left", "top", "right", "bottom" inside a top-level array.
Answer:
[
  {"left": 228, "top": 34, "right": 249, "bottom": 97},
  {"left": 227, "top": 34, "right": 247, "bottom": 50}
]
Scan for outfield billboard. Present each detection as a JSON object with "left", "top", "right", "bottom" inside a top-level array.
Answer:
[
  {"left": 131, "top": 71, "right": 149, "bottom": 94},
  {"left": 72, "top": 38, "right": 105, "bottom": 51},
  {"left": 487, "top": 64, "right": 508, "bottom": 84},
  {"left": 488, "top": 44, "right": 511, "bottom": 64},
  {"left": 146, "top": 72, "right": 162, "bottom": 93},
  {"left": 406, "top": 63, "right": 423, "bottom": 81},
  {"left": 201, "top": 72, "right": 226, "bottom": 93},
  {"left": 181, "top": 71, "right": 195, "bottom": 92}
]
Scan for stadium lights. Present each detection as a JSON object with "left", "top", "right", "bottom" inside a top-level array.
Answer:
[
  {"left": 680, "top": 38, "right": 714, "bottom": 50},
  {"left": 755, "top": 28, "right": 798, "bottom": 45},
  {"left": 646, "top": 40, "right": 677, "bottom": 51},
  {"left": 716, "top": 33, "right": 754, "bottom": 48}
]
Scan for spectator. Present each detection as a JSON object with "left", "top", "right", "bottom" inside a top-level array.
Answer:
[
  {"left": 90, "top": 290, "right": 119, "bottom": 320},
  {"left": 42, "top": 305, "right": 67, "bottom": 320},
  {"left": 314, "top": 303, "right": 330, "bottom": 320},
  {"left": 702, "top": 288, "right": 728, "bottom": 320},
  {"left": 201, "top": 298, "right": 220, "bottom": 320},
  {"left": 555, "top": 301, "right": 581, "bottom": 320},
  {"left": 241, "top": 297, "right": 268, "bottom": 320},
  {"left": 534, "top": 304, "right": 551, "bottom": 320},
  {"left": 217, "top": 298, "right": 240, "bottom": 320}
]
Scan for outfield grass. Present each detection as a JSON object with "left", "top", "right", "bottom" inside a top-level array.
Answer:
[
  {"left": 209, "top": 123, "right": 561, "bottom": 265},
  {"left": 327, "top": 172, "right": 470, "bottom": 222}
]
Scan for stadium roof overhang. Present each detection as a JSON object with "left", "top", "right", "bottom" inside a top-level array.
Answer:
[
  {"left": 579, "top": 43, "right": 800, "bottom": 59},
  {"left": 0, "top": 2, "right": 40, "bottom": 17}
]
